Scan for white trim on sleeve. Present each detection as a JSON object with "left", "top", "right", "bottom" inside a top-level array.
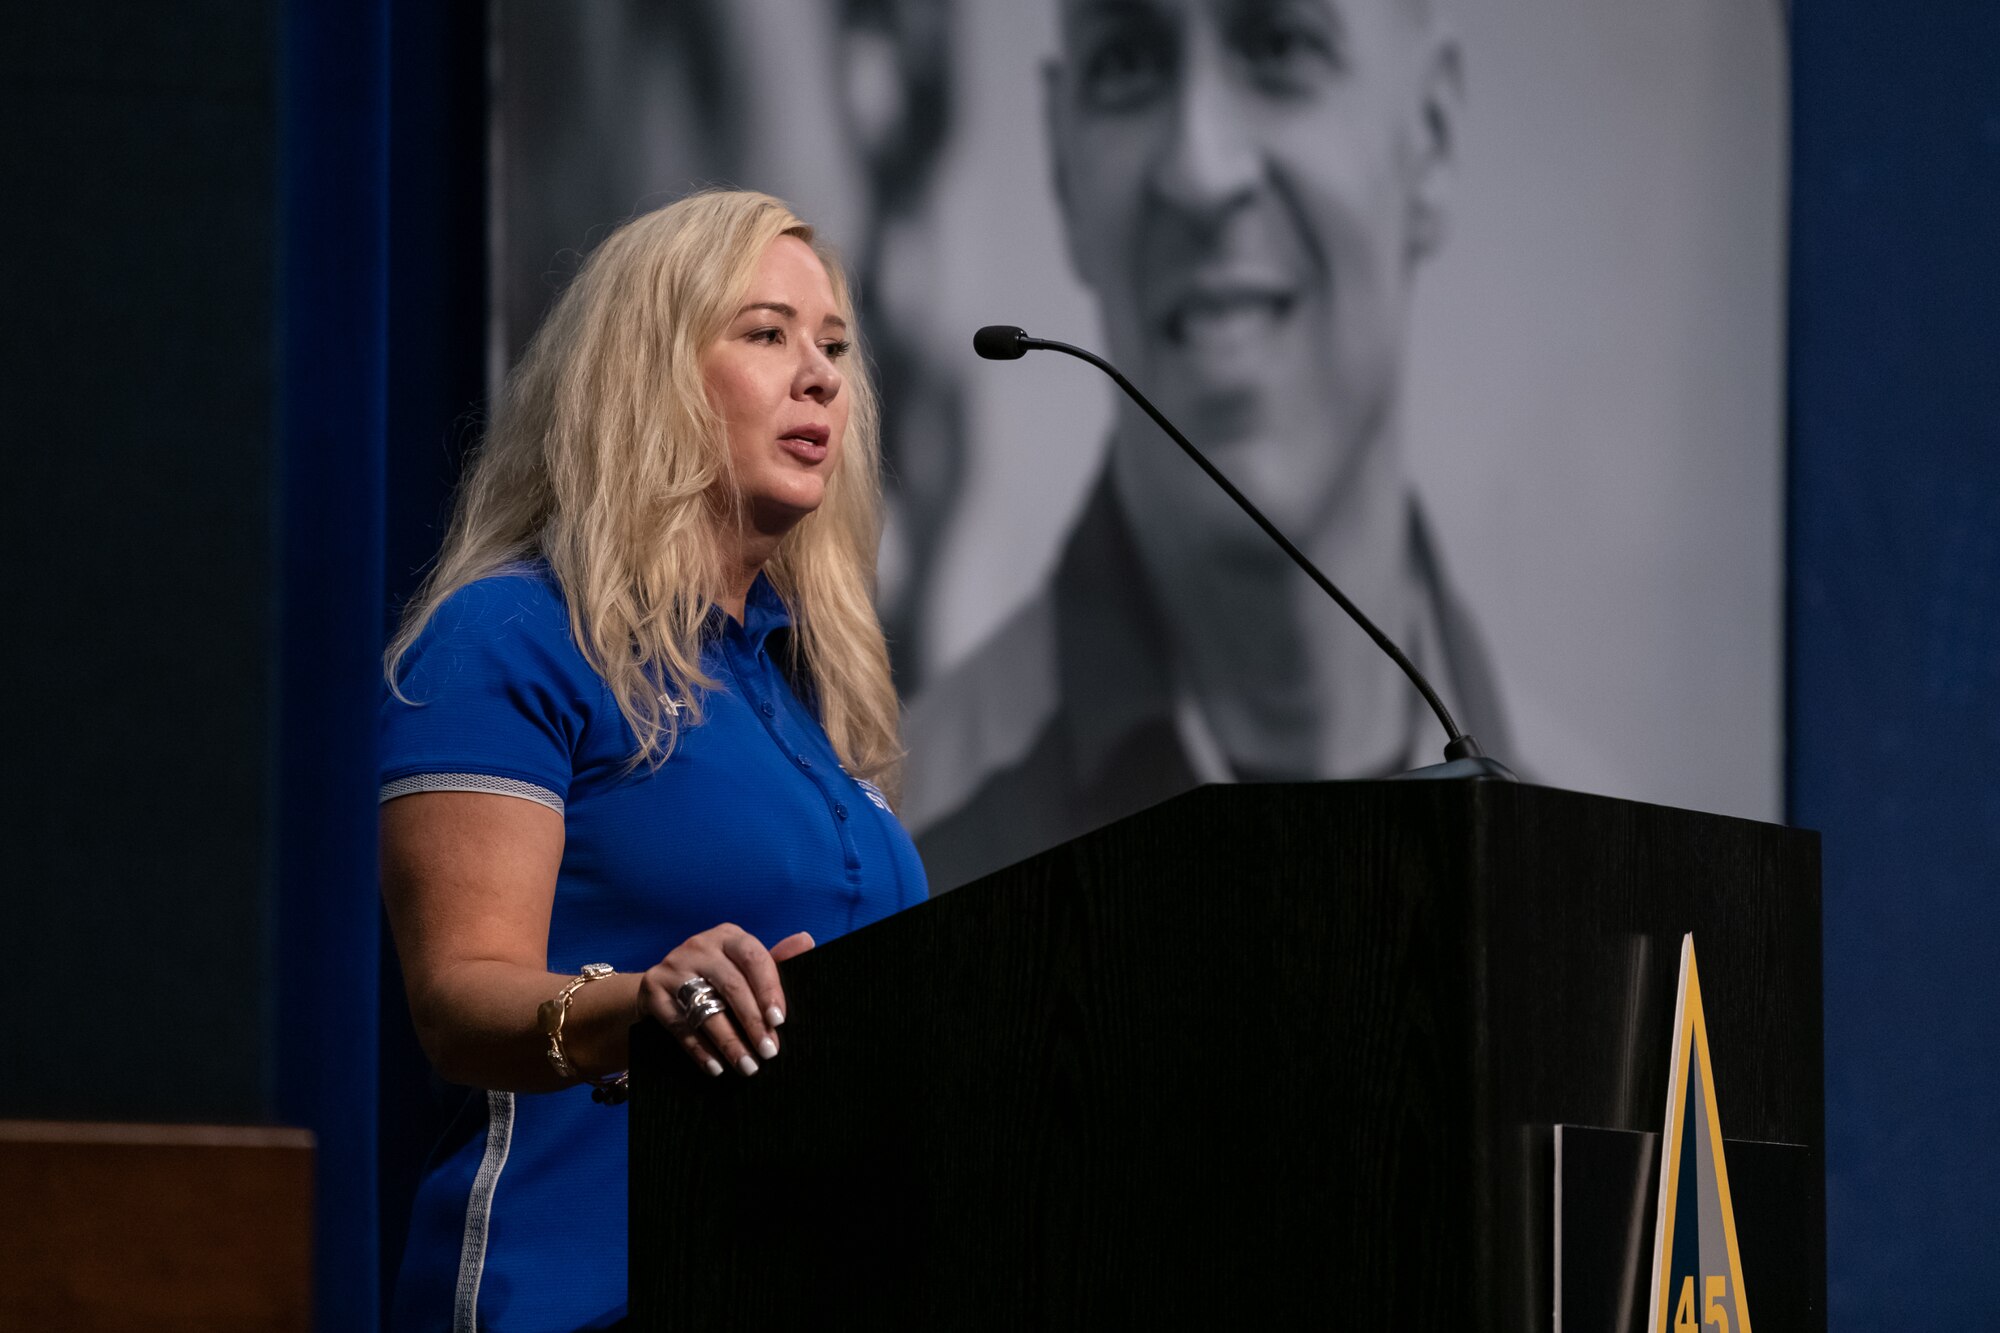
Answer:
[{"left": 379, "top": 773, "right": 565, "bottom": 814}]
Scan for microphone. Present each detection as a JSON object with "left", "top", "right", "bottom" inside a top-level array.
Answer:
[
  {"left": 972, "top": 324, "right": 1514, "bottom": 780},
  {"left": 972, "top": 325, "right": 1029, "bottom": 360}
]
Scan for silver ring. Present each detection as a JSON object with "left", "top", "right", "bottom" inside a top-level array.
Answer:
[
  {"left": 675, "top": 975, "right": 715, "bottom": 1012},
  {"left": 674, "top": 975, "right": 726, "bottom": 1032},
  {"left": 680, "top": 994, "right": 727, "bottom": 1032}
]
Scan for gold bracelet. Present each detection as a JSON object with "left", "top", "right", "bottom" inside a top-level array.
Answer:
[{"left": 538, "top": 963, "right": 620, "bottom": 1081}]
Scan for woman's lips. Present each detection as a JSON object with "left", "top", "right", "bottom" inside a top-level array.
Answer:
[{"left": 778, "top": 427, "right": 829, "bottom": 463}]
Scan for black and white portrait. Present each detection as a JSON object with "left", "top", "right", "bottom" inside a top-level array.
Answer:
[{"left": 491, "top": 0, "right": 1788, "bottom": 890}]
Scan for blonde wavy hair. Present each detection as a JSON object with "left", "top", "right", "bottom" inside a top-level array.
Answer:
[{"left": 386, "top": 190, "right": 902, "bottom": 799}]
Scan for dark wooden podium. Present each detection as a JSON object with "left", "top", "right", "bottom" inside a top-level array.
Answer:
[{"left": 630, "top": 781, "right": 1822, "bottom": 1330}]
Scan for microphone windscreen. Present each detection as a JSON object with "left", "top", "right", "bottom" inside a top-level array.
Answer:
[{"left": 973, "top": 325, "right": 1029, "bottom": 360}]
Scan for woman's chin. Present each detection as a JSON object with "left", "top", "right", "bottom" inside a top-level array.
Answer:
[{"left": 745, "top": 486, "right": 827, "bottom": 536}]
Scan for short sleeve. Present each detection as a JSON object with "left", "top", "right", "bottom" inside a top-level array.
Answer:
[{"left": 379, "top": 572, "right": 601, "bottom": 813}]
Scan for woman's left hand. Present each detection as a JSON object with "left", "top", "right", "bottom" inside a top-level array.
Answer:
[{"left": 634, "top": 926, "right": 816, "bottom": 1077}]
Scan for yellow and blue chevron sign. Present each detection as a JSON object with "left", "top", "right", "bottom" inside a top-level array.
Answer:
[{"left": 1648, "top": 936, "right": 1753, "bottom": 1333}]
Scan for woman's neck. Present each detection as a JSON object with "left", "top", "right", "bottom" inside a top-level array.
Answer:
[
  {"left": 715, "top": 527, "right": 780, "bottom": 625},
  {"left": 715, "top": 566, "right": 762, "bottom": 625}
]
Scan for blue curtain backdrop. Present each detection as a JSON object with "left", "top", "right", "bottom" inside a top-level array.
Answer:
[
  {"left": 271, "top": 3, "right": 2000, "bottom": 1327},
  {"left": 377, "top": 0, "right": 492, "bottom": 1308},
  {"left": 277, "top": 1, "right": 486, "bottom": 1327},
  {"left": 1789, "top": 1, "right": 2000, "bottom": 1324},
  {"left": 275, "top": 1, "right": 389, "bottom": 1329}
]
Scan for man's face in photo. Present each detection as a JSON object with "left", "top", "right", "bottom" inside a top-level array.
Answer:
[{"left": 1046, "top": 0, "right": 1457, "bottom": 537}]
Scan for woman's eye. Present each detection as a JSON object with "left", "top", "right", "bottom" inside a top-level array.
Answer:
[
  {"left": 749, "top": 327, "right": 782, "bottom": 345},
  {"left": 821, "top": 340, "right": 852, "bottom": 360}
]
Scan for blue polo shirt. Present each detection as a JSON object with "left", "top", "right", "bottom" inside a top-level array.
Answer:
[{"left": 380, "top": 565, "right": 927, "bottom": 1333}]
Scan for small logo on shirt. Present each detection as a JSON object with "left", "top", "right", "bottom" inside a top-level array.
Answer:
[
  {"left": 657, "top": 693, "right": 682, "bottom": 716},
  {"left": 856, "top": 779, "right": 891, "bottom": 812}
]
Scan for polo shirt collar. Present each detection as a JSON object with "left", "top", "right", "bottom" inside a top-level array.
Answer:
[{"left": 708, "top": 572, "right": 794, "bottom": 655}]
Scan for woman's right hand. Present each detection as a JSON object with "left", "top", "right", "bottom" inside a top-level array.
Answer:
[{"left": 637, "top": 925, "right": 816, "bottom": 1077}]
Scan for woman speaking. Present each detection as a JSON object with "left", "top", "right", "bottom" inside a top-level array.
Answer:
[{"left": 378, "top": 190, "right": 928, "bottom": 1331}]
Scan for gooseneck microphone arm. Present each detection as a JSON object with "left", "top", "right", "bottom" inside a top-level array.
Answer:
[{"left": 973, "top": 324, "right": 1512, "bottom": 777}]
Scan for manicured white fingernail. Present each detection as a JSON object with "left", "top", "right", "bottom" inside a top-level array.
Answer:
[
  {"left": 767, "top": 1006, "right": 785, "bottom": 1028},
  {"left": 758, "top": 1036, "right": 779, "bottom": 1060},
  {"left": 737, "top": 1054, "right": 760, "bottom": 1076},
  {"left": 704, "top": 1058, "right": 724, "bottom": 1077}
]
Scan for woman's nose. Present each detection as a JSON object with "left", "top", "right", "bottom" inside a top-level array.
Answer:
[{"left": 796, "top": 347, "right": 842, "bottom": 404}]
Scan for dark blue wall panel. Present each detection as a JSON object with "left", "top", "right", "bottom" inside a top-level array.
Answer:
[
  {"left": 275, "top": 0, "right": 390, "bottom": 1326},
  {"left": 378, "top": 0, "right": 491, "bottom": 1311},
  {"left": 1789, "top": 3, "right": 2000, "bottom": 1323}
]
